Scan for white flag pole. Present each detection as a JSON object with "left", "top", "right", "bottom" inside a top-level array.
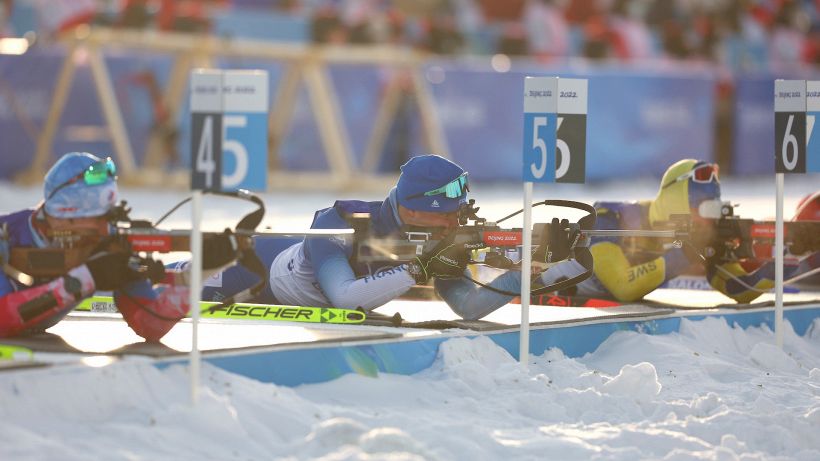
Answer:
[
  {"left": 774, "top": 173, "right": 784, "bottom": 348},
  {"left": 520, "top": 182, "right": 533, "bottom": 368},
  {"left": 188, "top": 68, "right": 223, "bottom": 405},
  {"left": 520, "top": 76, "right": 559, "bottom": 367},
  {"left": 772, "top": 79, "right": 809, "bottom": 348},
  {"left": 189, "top": 191, "right": 203, "bottom": 404}
]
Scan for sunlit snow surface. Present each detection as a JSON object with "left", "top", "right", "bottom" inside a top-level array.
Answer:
[{"left": 1, "top": 176, "right": 819, "bottom": 460}]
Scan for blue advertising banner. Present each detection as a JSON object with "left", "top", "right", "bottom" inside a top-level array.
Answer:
[
  {"left": 733, "top": 76, "right": 774, "bottom": 176},
  {"left": 427, "top": 63, "right": 716, "bottom": 181},
  {"left": 0, "top": 50, "right": 716, "bottom": 184},
  {"left": 0, "top": 49, "right": 175, "bottom": 178},
  {"left": 807, "top": 81, "right": 820, "bottom": 173},
  {"left": 0, "top": 50, "right": 63, "bottom": 177},
  {"left": 734, "top": 73, "right": 820, "bottom": 176}
]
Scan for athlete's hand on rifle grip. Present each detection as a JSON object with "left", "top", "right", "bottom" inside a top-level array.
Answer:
[
  {"left": 789, "top": 225, "right": 820, "bottom": 255},
  {"left": 85, "top": 250, "right": 145, "bottom": 291},
  {"left": 141, "top": 257, "right": 166, "bottom": 284},
  {"left": 533, "top": 218, "right": 573, "bottom": 271},
  {"left": 202, "top": 229, "right": 239, "bottom": 270},
  {"left": 408, "top": 233, "right": 468, "bottom": 284}
]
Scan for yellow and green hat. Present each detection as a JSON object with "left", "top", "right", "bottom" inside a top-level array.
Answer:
[{"left": 649, "top": 159, "right": 721, "bottom": 224}]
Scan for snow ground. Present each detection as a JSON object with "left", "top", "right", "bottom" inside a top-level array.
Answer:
[
  {"left": 1, "top": 176, "right": 820, "bottom": 460},
  {"left": 1, "top": 318, "right": 819, "bottom": 460}
]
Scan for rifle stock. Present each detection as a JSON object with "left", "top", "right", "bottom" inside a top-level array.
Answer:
[
  {"left": 675, "top": 202, "right": 820, "bottom": 261},
  {"left": 3, "top": 191, "right": 270, "bottom": 284},
  {"left": 358, "top": 225, "right": 686, "bottom": 269}
]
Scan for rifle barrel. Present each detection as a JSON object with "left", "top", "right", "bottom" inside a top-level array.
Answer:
[
  {"left": 581, "top": 229, "right": 682, "bottom": 238},
  {"left": 245, "top": 229, "right": 355, "bottom": 237},
  {"left": 116, "top": 228, "right": 354, "bottom": 237}
]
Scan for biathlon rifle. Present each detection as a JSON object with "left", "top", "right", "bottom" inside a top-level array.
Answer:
[
  {"left": 677, "top": 201, "right": 820, "bottom": 263},
  {"left": 3, "top": 190, "right": 269, "bottom": 304},
  {"left": 352, "top": 199, "right": 687, "bottom": 296},
  {"left": 355, "top": 198, "right": 688, "bottom": 264}
]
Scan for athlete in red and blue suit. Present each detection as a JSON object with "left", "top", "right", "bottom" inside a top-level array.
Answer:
[{"left": 0, "top": 152, "right": 188, "bottom": 341}]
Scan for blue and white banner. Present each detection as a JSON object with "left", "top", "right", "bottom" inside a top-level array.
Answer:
[
  {"left": 774, "top": 79, "right": 806, "bottom": 174},
  {"left": 221, "top": 71, "right": 268, "bottom": 191},
  {"left": 190, "top": 69, "right": 268, "bottom": 191},
  {"left": 190, "top": 70, "right": 224, "bottom": 191},
  {"left": 0, "top": 51, "right": 715, "bottom": 183},
  {"left": 427, "top": 65, "right": 715, "bottom": 182},
  {"left": 556, "top": 78, "right": 587, "bottom": 184},
  {"left": 807, "top": 81, "right": 820, "bottom": 173},
  {"left": 522, "top": 77, "right": 557, "bottom": 183},
  {"left": 733, "top": 77, "right": 773, "bottom": 176}
]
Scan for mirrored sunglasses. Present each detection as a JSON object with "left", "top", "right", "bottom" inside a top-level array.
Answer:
[
  {"left": 47, "top": 157, "right": 117, "bottom": 201},
  {"left": 405, "top": 172, "right": 469, "bottom": 200},
  {"left": 662, "top": 163, "right": 719, "bottom": 190}
]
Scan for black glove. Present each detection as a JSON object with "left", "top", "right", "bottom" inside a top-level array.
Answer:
[
  {"left": 532, "top": 218, "right": 573, "bottom": 270},
  {"left": 140, "top": 257, "right": 167, "bottom": 284},
  {"left": 408, "top": 233, "right": 468, "bottom": 284},
  {"left": 85, "top": 250, "right": 145, "bottom": 291},
  {"left": 202, "top": 229, "right": 239, "bottom": 270},
  {"left": 789, "top": 223, "right": 820, "bottom": 255}
]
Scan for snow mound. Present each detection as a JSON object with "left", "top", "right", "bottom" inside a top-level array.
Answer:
[
  {"left": 435, "top": 335, "right": 516, "bottom": 370},
  {"left": 429, "top": 335, "right": 524, "bottom": 393},
  {"left": 303, "top": 417, "right": 367, "bottom": 451},
  {"left": 601, "top": 362, "right": 662, "bottom": 398},
  {"left": 359, "top": 427, "right": 435, "bottom": 460},
  {"left": 688, "top": 392, "right": 725, "bottom": 417},
  {"left": 749, "top": 341, "right": 802, "bottom": 373}
]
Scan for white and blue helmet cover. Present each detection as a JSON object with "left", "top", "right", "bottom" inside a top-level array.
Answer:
[{"left": 43, "top": 152, "right": 118, "bottom": 219}]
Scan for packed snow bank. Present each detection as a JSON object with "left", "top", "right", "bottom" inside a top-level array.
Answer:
[{"left": 2, "top": 317, "right": 820, "bottom": 460}]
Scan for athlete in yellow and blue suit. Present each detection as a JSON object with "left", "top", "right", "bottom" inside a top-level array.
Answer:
[{"left": 544, "top": 159, "right": 815, "bottom": 303}]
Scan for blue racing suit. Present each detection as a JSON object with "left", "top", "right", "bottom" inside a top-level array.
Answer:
[{"left": 201, "top": 188, "right": 579, "bottom": 320}]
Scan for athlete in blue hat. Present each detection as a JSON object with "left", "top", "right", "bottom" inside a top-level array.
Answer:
[
  {"left": 199, "top": 154, "right": 583, "bottom": 319},
  {"left": 0, "top": 152, "right": 193, "bottom": 340}
]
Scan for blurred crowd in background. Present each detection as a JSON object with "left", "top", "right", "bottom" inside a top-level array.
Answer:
[
  {"left": 1, "top": 0, "right": 818, "bottom": 181},
  {"left": 1, "top": 0, "right": 818, "bottom": 73}
]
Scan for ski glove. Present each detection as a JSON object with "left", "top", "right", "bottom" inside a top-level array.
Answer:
[
  {"left": 532, "top": 218, "right": 575, "bottom": 271},
  {"left": 202, "top": 229, "right": 239, "bottom": 270},
  {"left": 85, "top": 250, "right": 146, "bottom": 291},
  {"left": 789, "top": 224, "right": 820, "bottom": 255},
  {"left": 408, "top": 233, "right": 468, "bottom": 284}
]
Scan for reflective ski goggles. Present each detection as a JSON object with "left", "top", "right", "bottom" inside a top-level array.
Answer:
[
  {"left": 661, "top": 163, "right": 719, "bottom": 190},
  {"left": 47, "top": 157, "right": 117, "bottom": 201},
  {"left": 404, "top": 172, "right": 469, "bottom": 200}
]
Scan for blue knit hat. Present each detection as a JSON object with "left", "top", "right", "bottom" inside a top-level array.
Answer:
[
  {"left": 44, "top": 152, "right": 118, "bottom": 218},
  {"left": 396, "top": 154, "right": 467, "bottom": 212}
]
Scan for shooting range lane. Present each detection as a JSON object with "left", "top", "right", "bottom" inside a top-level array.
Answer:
[
  {"left": 6, "top": 297, "right": 671, "bottom": 359},
  {"left": 2, "top": 178, "right": 819, "bottom": 382},
  {"left": 1, "top": 288, "right": 818, "bottom": 383},
  {"left": 0, "top": 313, "right": 408, "bottom": 360}
]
